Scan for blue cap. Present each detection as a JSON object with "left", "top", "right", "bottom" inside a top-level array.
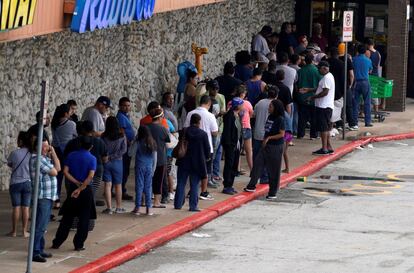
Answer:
[{"left": 231, "top": 97, "right": 244, "bottom": 108}]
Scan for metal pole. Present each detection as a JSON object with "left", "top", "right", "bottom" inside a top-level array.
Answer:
[
  {"left": 26, "top": 81, "right": 47, "bottom": 273},
  {"left": 342, "top": 42, "right": 348, "bottom": 140}
]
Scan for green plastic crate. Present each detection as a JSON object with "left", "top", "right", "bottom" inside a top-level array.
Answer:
[{"left": 369, "top": 75, "right": 393, "bottom": 98}]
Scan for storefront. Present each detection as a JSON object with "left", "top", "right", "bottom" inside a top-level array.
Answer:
[{"left": 295, "top": 0, "right": 411, "bottom": 111}]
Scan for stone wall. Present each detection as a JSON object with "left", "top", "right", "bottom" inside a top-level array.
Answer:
[{"left": 0, "top": 0, "right": 294, "bottom": 189}]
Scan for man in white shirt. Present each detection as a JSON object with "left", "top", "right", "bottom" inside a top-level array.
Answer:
[
  {"left": 300, "top": 61, "right": 335, "bottom": 156},
  {"left": 184, "top": 95, "right": 218, "bottom": 200},
  {"left": 81, "top": 96, "right": 112, "bottom": 137},
  {"left": 251, "top": 26, "right": 272, "bottom": 62},
  {"left": 276, "top": 52, "right": 297, "bottom": 95}
]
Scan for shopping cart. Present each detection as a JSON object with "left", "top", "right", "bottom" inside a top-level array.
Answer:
[{"left": 369, "top": 75, "right": 393, "bottom": 122}]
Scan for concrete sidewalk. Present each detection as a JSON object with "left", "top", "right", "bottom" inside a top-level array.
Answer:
[{"left": 1, "top": 99, "right": 414, "bottom": 273}]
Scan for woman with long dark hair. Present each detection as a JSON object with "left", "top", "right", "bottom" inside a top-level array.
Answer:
[
  {"left": 244, "top": 99, "right": 285, "bottom": 199},
  {"left": 132, "top": 126, "right": 157, "bottom": 216},
  {"left": 51, "top": 104, "right": 77, "bottom": 209},
  {"left": 101, "top": 116, "right": 127, "bottom": 214}
]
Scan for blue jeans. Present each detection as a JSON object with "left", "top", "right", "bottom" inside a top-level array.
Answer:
[
  {"left": 135, "top": 166, "right": 153, "bottom": 208},
  {"left": 9, "top": 181, "right": 31, "bottom": 207},
  {"left": 174, "top": 168, "right": 201, "bottom": 211},
  {"left": 353, "top": 80, "right": 372, "bottom": 126},
  {"left": 33, "top": 198, "right": 53, "bottom": 256},
  {"left": 213, "top": 139, "right": 222, "bottom": 177},
  {"left": 252, "top": 138, "right": 268, "bottom": 183},
  {"left": 292, "top": 102, "right": 298, "bottom": 134},
  {"left": 103, "top": 159, "right": 123, "bottom": 184}
]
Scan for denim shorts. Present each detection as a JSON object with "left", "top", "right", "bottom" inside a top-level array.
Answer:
[
  {"left": 9, "top": 181, "right": 32, "bottom": 207},
  {"left": 103, "top": 160, "right": 123, "bottom": 184},
  {"left": 242, "top": 128, "right": 252, "bottom": 140}
]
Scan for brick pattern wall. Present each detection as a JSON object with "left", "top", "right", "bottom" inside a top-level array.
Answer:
[{"left": 386, "top": 0, "right": 410, "bottom": 111}]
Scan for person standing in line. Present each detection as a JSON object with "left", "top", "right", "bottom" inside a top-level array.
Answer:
[
  {"left": 7, "top": 131, "right": 31, "bottom": 238},
  {"left": 251, "top": 25, "right": 273, "bottom": 61},
  {"left": 311, "top": 23, "right": 328, "bottom": 53},
  {"left": 277, "top": 22, "right": 295, "bottom": 56},
  {"left": 101, "top": 117, "right": 128, "bottom": 214},
  {"left": 52, "top": 136, "right": 96, "bottom": 252},
  {"left": 215, "top": 61, "right": 243, "bottom": 104},
  {"left": 116, "top": 97, "right": 135, "bottom": 201},
  {"left": 352, "top": 45, "right": 373, "bottom": 128},
  {"left": 51, "top": 104, "right": 77, "bottom": 209},
  {"left": 296, "top": 54, "right": 321, "bottom": 139},
  {"left": 162, "top": 92, "right": 179, "bottom": 200},
  {"left": 184, "top": 95, "right": 219, "bottom": 200},
  {"left": 221, "top": 97, "right": 244, "bottom": 195},
  {"left": 28, "top": 110, "right": 51, "bottom": 144},
  {"left": 81, "top": 96, "right": 112, "bottom": 137},
  {"left": 229, "top": 85, "right": 254, "bottom": 172},
  {"left": 252, "top": 86, "right": 279, "bottom": 184},
  {"left": 365, "top": 38, "right": 382, "bottom": 114},
  {"left": 174, "top": 114, "right": 210, "bottom": 212},
  {"left": 67, "top": 100, "right": 79, "bottom": 123},
  {"left": 246, "top": 68, "right": 267, "bottom": 107},
  {"left": 207, "top": 80, "right": 226, "bottom": 185},
  {"left": 234, "top": 50, "right": 253, "bottom": 82},
  {"left": 300, "top": 61, "right": 336, "bottom": 155},
  {"left": 131, "top": 126, "right": 157, "bottom": 216},
  {"left": 30, "top": 139, "right": 60, "bottom": 263},
  {"left": 147, "top": 108, "right": 170, "bottom": 208},
  {"left": 64, "top": 121, "right": 108, "bottom": 208},
  {"left": 140, "top": 101, "right": 170, "bottom": 129},
  {"left": 262, "top": 60, "right": 278, "bottom": 86},
  {"left": 338, "top": 43, "right": 356, "bottom": 130},
  {"left": 244, "top": 99, "right": 286, "bottom": 199}
]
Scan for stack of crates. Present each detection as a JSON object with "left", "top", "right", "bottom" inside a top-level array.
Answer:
[{"left": 369, "top": 75, "right": 393, "bottom": 98}]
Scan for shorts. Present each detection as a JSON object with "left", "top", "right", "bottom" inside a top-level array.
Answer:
[
  {"left": 315, "top": 107, "right": 333, "bottom": 132},
  {"left": 167, "top": 157, "right": 173, "bottom": 175},
  {"left": 242, "top": 128, "right": 252, "bottom": 140},
  {"left": 9, "top": 181, "right": 31, "bottom": 207},
  {"left": 103, "top": 159, "right": 123, "bottom": 184},
  {"left": 284, "top": 132, "right": 293, "bottom": 143},
  {"left": 372, "top": 98, "right": 380, "bottom": 106}
]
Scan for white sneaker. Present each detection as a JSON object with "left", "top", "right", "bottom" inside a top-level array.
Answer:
[
  {"left": 169, "top": 192, "right": 175, "bottom": 201},
  {"left": 348, "top": 125, "right": 359, "bottom": 131},
  {"left": 330, "top": 128, "right": 339, "bottom": 137}
]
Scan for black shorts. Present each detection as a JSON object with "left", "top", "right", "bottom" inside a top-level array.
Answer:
[{"left": 315, "top": 107, "right": 333, "bottom": 132}]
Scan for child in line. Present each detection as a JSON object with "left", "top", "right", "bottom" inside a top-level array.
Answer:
[{"left": 132, "top": 126, "right": 157, "bottom": 216}]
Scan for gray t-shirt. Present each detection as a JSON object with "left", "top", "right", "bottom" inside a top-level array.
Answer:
[
  {"left": 82, "top": 106, "right": 105, "bottom": 133},
  {"left": 147, "top": 123, "right": 170, "bottom": 166},
  {"left": 52, "top": 119, "right": 77, "bottom": 149},
  {"left": 253, "top": 99, "right": 272, "bottom": 141},
  {"left": 7, "top": 147, "right": 31, "bottom": 185}
]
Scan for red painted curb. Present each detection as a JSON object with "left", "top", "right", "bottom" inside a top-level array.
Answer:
[{"left": 70, "top": 132, "right": 413, "bottom": 273}]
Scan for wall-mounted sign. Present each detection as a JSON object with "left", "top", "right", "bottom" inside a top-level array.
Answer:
[
  {"left": 71, "top": 0, "right": 156, "bottom": 33},
  {"left": 0, "top": 0, "right": 37, "bottom": 31}
]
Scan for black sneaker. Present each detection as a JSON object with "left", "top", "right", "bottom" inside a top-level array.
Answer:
[
  {"left": 365, "top": 124, "right": 374, "bottom": 127},
  {"left": 32, "top": 255, "right": 47, "bottom": 263},
  {"left": 243, "top": 187, "right": 256, "bottom": 192},
  {"left": 200, "top": 192, "right": 214, "bottom": 200},
  {"left": 312, "top": 149, "right": 330, "bottom": 156},
  {"left": 266, "top": 195, "right": 277, "bottom": 200},
  {"left": 75, "top": 247, "right": 86, "bottom": 251},
  {"left": 40, "top": 252, "right": 53, "bottom": 258},
  {"left": 222, "top": 188, "right": 236, "bottom": 195},
  {"left": 328, "top": 149, "right": 335, "bottom": 155}
]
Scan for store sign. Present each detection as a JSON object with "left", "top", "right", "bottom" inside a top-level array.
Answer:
[
  {"left": 0, "top": 0, "right": 37, "bottom": 31},
  {"left": 342, "top": 11, "right": 353, "bottom": 42},
  {"left": 71, "top": 0, "right": 156, "bottom": 33}
]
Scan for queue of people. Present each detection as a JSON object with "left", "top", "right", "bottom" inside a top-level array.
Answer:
[{"left": 5, "top": 21, "right": 385, "bottom": 263}]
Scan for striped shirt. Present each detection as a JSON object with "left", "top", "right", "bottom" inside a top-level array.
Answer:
[{"left": 30, "top": 155, "right": 58, "bottom": 201}]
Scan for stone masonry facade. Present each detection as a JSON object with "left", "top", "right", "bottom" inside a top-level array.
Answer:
[{"left": 0, "top": 0, "right": 294, "bottom": 189}]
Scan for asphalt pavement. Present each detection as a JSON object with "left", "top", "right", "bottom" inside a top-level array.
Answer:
[{"left": 110, "top": 139, "right": 414, "bottom": 273}]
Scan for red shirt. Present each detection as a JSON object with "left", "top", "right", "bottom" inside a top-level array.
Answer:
[{"left": 140, "top": 115, "right": 169, "bottom": 130}]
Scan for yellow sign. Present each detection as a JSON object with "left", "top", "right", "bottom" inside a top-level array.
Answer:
[{"left": 0, "top": 0, "right": 37, "bottom": 31}]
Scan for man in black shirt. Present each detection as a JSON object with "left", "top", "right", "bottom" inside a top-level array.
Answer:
[
  {"left": 215, "top": 62, "right": 242, "bottom": 103},
  {"left": 275, "top": 70, "right": 293, "bottom": 113}
]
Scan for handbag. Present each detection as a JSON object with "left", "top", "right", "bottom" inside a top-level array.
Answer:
[
  {"left": 166, "top": 132, "right": 179, "bottom": 149},
  {"left": 172, "top": 130, "right": 187, "bottom": 159}
]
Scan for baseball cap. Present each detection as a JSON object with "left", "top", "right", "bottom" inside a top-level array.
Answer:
[
  {"left": 231, "top": 97, "right": 244, "bottom": 108},
  {"left": 338, "top": 43, "right": 345, "bottom": 56},
  {"left": 206, "top": 79, "right": 220, "bottom": 91},
  {"left": 96, "top": 96, "right": 113, "bottom": 108}
]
